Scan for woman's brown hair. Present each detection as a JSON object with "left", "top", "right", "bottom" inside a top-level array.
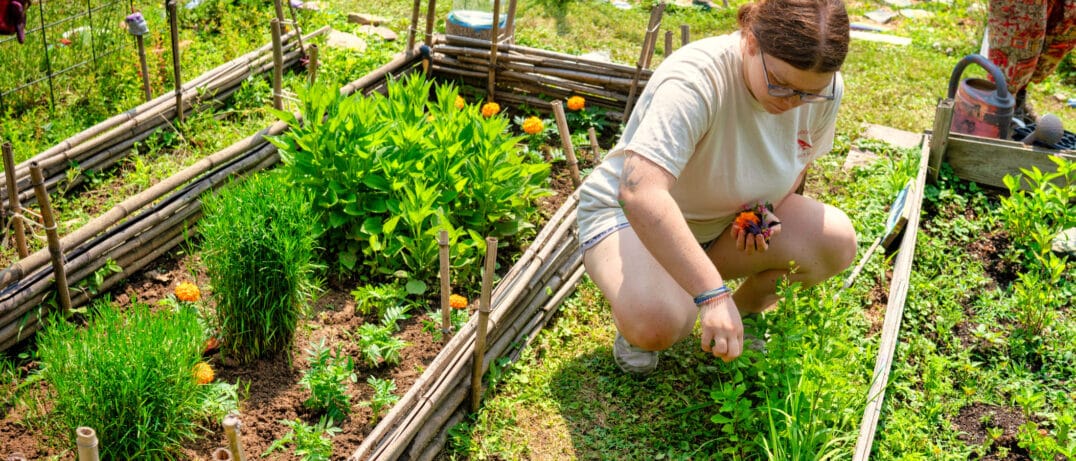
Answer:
[{"left": 738, "top": 0, "right": 849, "bottom": 72}]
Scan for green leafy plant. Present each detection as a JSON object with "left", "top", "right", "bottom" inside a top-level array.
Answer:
[
  {"left": 300, "top": 339, "right": 357, "bottom": 423},
  {"left": 263, "top": 417, "right": 341, "bottom": 461},
  {"left": 999, "top": 156, "right": 1076, "bottom": 264},
  {"left": 361, "top": 376, "right": 400, "bottom": 423},
  {"left": 270, "top": 75, "right": 550, "bottom": 287},
  {"left": 351, "top": 283, "right": 409, "bottom": 318},
  {"left": 421, "top": 308, "right": 471, "bottom": 341},
  {"left": 35, "top": 301, "right": 207, "bottom": 459},
  {"left": 200, "top": 171, "right": 321, "bottom": 364},
  {"left": 353, "top": 305, "right": 411, "bottom": 368}
]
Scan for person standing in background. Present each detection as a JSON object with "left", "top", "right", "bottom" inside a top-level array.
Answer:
[{"left": 988, "top": 0, "right": 1076, "bottom": 123}]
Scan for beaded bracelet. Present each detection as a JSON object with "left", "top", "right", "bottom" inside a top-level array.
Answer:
[{"left": 693, "top": 285, "right": 731, "bottom": 307}]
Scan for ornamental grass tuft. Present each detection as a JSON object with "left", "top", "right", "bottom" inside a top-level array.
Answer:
[
  {"left": 200, "top": 171, "right": 321, "bottom": 364},
  {"left": 36, "top": 300, "right": 207, "bottom": 459}
]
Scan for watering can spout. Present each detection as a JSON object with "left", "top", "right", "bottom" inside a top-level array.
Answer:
[{"left": 947, "top": 54, "right": 1015, "bottom": 140}]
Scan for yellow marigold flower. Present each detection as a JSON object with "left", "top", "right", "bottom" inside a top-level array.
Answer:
[
  {"left": 481, "top": 102, "right": 500, "bottom": 118},
  {"left": 454, "top": 95, "right": 466, "bottom": 110},
  {"left": 566, "top": 96, "right": 586, "bottom": 111},
  {"left": 449, "top": 294, "right": 468, "bottom": 309},
  {"left": 175, "top": 282, "right": 201, "bottom": 302},
  {"left": 522, "top": 116, "right": 544, "bottom": 135},
  {"left": 193, "top": 362, "right": 214, "bottom": 385},
  {"left": 428, "top": 114, "right": 436, "bottom": 122}
]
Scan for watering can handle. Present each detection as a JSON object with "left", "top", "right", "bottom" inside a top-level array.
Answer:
[{"left": 947, "top": 54, "right": 1011, "bottom": 99}]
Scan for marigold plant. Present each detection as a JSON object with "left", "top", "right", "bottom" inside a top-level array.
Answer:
[
  {"left": 175, "top": 281, "right": 201, "bottom": 302},
  {"left": 481, "top": 101, "right": 501, "bottom": 117},
  {"left": 193, "top": 362, "right": 214, "bottom": 385},
  {"left": 522, "top": 116, "right": 544, "bottom": 135},
  {"left": 450, "top": 294, "right": 468, "bottom": 309},
  {"left": 567, "top": 95, "right": 586, "bottom": 111}
]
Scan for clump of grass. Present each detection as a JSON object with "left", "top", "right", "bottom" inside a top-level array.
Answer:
[
  {"left": 35, "top": 300, "right": 206, "bottom": 459},
  {"left": 200, "top": 171, "right": 321, "bottom": 364}
]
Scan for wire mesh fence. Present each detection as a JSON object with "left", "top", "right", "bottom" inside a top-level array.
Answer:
[{"left": 0, "top": 0, "right": 135, "bottom": 113}]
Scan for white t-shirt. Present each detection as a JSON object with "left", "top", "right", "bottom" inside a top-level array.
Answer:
[{"left": 577, "top": 31, "right": 843, "bottom": 245}]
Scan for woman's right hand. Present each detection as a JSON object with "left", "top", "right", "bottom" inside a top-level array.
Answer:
[{"left": 698, "top": 296, "right": 743, "bottom": 362}]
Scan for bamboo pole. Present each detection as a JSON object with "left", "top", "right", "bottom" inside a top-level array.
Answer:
[
  {"left": 472, "top": 237, "right": 497, "bottom": 411},
  {"left": 487, "top": 0, "right": 502, "bottom": 100},
  {"left": 665, "top": 30, "right": 673, "bottom": 57},
  {"left": 550, "top": 101, "right": 582, "bottom": 188},
  {"left": 3, "top": 143, "right": 27, "bottom": 258},
  {"left": 211, "top": 448, "right": 233, "bottom": 460},
  {"left": 307, "top": 44, "right": 319, "bottom": 85},
  {"left": 136, "top": 34, "right": 152, "bottom": 101},
  {"left": 272, "top": 0, "right": 285, "bottom": 23},
  {"left": 425, "top": 0, "right": 437, "bottom": 45},
  {"left": 504, "top": 0, "right": 518, "bottom": 43},
  {"left": 624, "top": 3, "right": 665, "bottom": 121},
  {"left": 167, "top": 0, "right": 184, "bottom": 125},
  {"left": 75, "top": 427, "right": 100, "bottom": 461},
  {"left": 681, "top": 24, "right": 690, "bottom": 46},
  {"left": 439, "top": 35, "right": 645, "bottom": 75},
  {"left": 272, "top": 19, "right": 284, "bottom": 110},
  {"left": 223, "top": 413, "right": 248, "bottom": 461},
  {"left": 407, "top": 0, "right": 421, "bottom": 54},
  {"left": 29, "top": 163, "right": 71, "bottom": 317},
  {"left": 438, "top": 229, "right": 451, "bottom": 336}
]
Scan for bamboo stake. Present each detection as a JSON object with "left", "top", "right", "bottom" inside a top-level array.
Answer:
[
  {"left": 624, "top": 3, "right": 665, "bottom": 121},
  {"left": 29, "top": 163, "right": 71, "bottom": 317},
  {"left": 3, "top": 143, "right": 27, "bottom": 258},
  {"left": 307, "top": 44, "right": 319, "bottom": 85},
  {"left": 681, "top": 24, "right": 690, "bottom": 46},
  {"left": 487, "top": 0, "right": 502, "bottom": 100},
  {"left": 272, "top": 19, "right": 284, "bottom": 110},
  {"left": 665, "top": 30, "right": 673, "bottom": 57},
  {"left": 167, "top": 0, "right": 184, "bottom": 125},
  {"left": 223, "top": 413, "right": 248, "bottom": 461},
  {"left": 211, "top": 448, "right": 233, "bottom": 460},
  {"left": 136, "top": 34, "right": 152, "bottom": 101},
  {"left": 425, "top": 0, "right": 437, "bottom": 45},
  {"left": 472, "top": 237, "right": 497, "bottom": 411},
  {"left": 438, "top": 230, "right": 451, "bottom": 336},
  {"left": 75, "top": 427, "right": 100, "bottom": 461},
  {"left": 504, "top": 0, "right": 518, "bottom": 43},
  {"left": 550, "top": 101, "right": 582, "bottom": 188},
  {"left": 272, "top": 0, "right": 285, "bottom": 23},
  {"left": 407, "top": 0, "right": 421, "bottom": 53}
]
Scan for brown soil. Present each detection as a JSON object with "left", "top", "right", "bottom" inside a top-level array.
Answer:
[
  {"left": 952, "top": 402, "right": 1033, "bottom": 460},
  {"left": 0, "top": 152, "right": 593, "bottom": 460}
]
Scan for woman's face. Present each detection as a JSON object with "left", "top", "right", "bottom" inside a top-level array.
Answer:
[{"left": 743, "top": 37, "right": 836, "bottom": 114}]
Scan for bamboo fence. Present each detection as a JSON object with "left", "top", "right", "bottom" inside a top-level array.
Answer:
[
  {"left": 0, "top": 26, "right": 329, "bottom": 210},
  {"left": 0, "top": 44, "right": 426, "bottom": 352}
]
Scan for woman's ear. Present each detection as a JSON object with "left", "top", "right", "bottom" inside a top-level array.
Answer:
[{"left": 742, "top": 32, "right": 759, "bottom": 57}]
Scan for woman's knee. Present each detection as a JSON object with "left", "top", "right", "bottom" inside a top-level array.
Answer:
[
  {"left": 822, "top": 206, "right": 857, "bottom": 276},
  {"left": 613, "top": 299, "right": 694, "bottom": 351}
]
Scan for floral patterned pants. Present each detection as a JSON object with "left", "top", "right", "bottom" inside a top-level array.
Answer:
[{"left": 988, "top": 0, "right": 1076, "bottom": 93}]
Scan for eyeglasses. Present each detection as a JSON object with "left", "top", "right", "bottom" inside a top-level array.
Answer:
[{"left": 759, "top": 49, "right": 835, "bottom": 103}]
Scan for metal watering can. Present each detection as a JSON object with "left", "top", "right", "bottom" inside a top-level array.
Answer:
[{"left": 947, "top": 54, "right": 1015, "bottom": 140}]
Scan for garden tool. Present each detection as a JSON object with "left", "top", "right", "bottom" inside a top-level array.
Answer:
[{"left": 948, "top": 54, "right": 1015, "bottom": 140}]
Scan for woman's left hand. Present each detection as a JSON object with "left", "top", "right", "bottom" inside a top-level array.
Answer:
[{"left": 732, "top": 204, "right": 782, "bottom": 254}]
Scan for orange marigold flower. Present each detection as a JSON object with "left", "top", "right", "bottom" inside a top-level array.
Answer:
[
  {"left": 733, "top": 210, "right": 761, "bottom": 233},
  {"left": 481, "top": 102, "right": 500, "bottom": 118},
  {"left": 455, "top": 95, "right": 466, "bottom": 110},
  {"left": 449, "top": 294, "right": 468, "bottom": 309},
  {"left": 566, "top": 96, "right": 586, "bottom": 111},
  {"left": 175, "top": 282, "right": 201, "bottom": 302},
  {"left": 522, "top": 116, "right": 544, "bottom": 135},
  {"left": 193, "top": 362, "right": 214, "bottom": 385}
]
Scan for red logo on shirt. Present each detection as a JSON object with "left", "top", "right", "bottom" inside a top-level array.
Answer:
[{"left": 796, "top": 132, "right": 813, "bottom": 160}]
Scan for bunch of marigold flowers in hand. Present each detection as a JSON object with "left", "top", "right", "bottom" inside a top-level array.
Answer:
[{"left": 732, "top": 201, "right": 782, "bottom": 253}]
